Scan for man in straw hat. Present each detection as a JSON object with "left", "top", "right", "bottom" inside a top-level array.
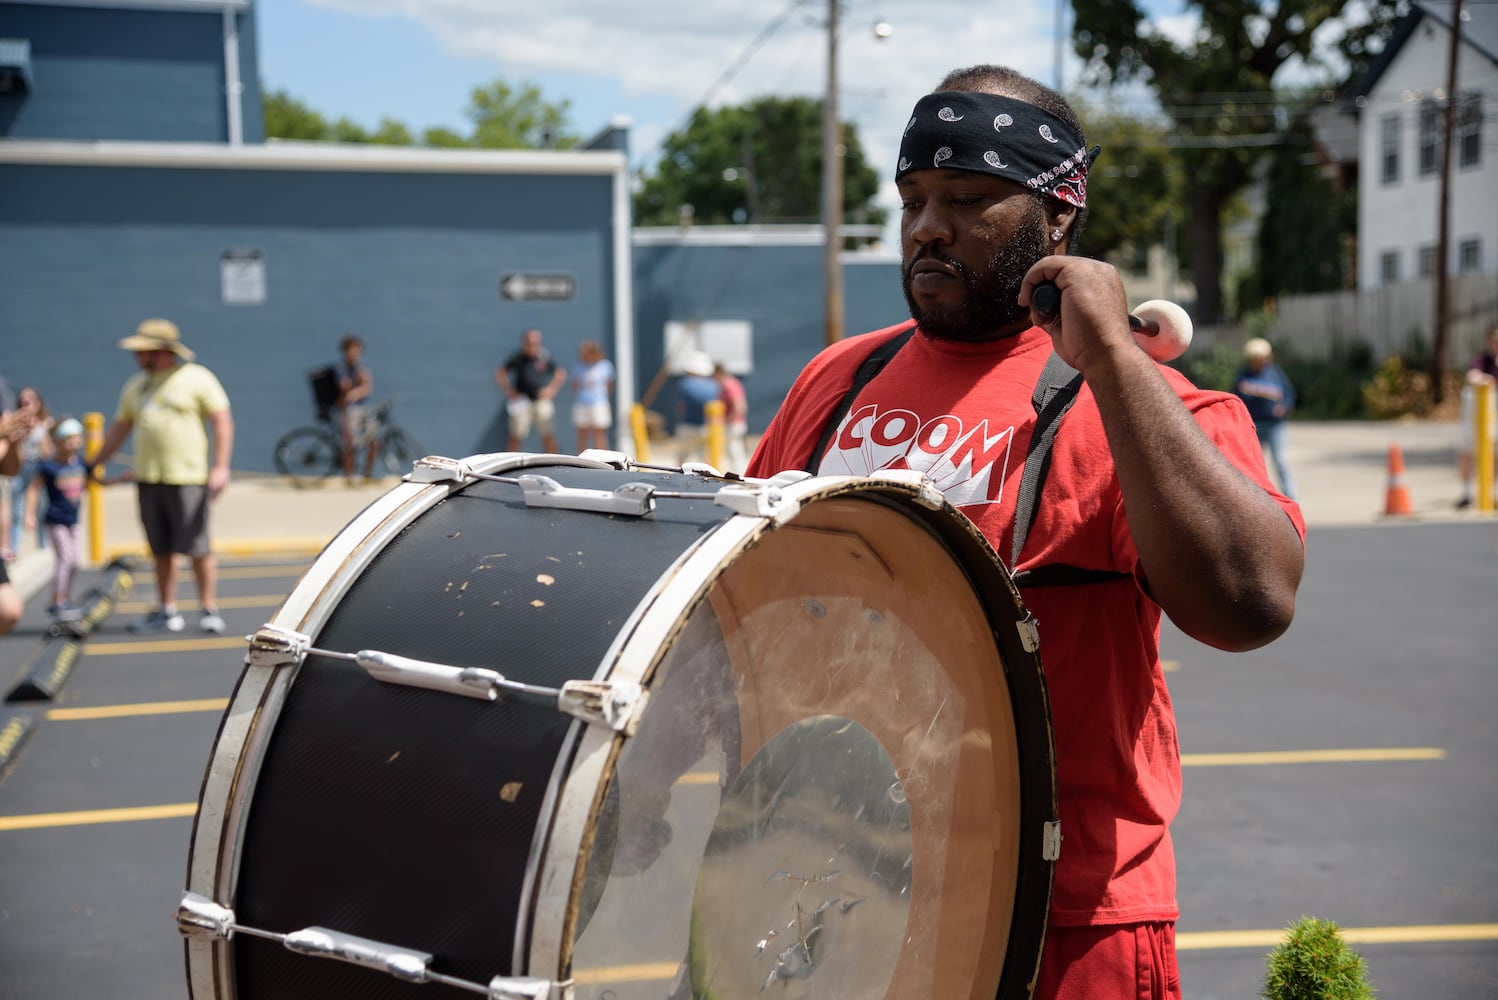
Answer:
[{"left": 92, "top": 318, "right": 234, "bottom": 634}]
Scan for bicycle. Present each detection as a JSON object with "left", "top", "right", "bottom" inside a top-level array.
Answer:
[{"left": 273, "top": 392, "right": 423, "bottom": 483}]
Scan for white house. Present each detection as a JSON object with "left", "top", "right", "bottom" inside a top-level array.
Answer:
[{"left": 1354, "top": 0, "right": 1498, "bottom": 290}]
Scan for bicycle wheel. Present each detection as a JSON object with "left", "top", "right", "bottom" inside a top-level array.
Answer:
[
  {"left": 378, "top": 428, "right": 422, "bottom": 476},
  {"left": 274, "top": 426, "right": 340, "bottom": 482}
]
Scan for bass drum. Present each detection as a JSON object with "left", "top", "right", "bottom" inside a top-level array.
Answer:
[{"left": 179, "top": 452, "right": 1057, "bottom": 1000}]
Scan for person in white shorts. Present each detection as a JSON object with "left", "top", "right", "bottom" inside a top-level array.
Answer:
[{"left": 570, "top": 340, "right": 616, "bottom": 452}]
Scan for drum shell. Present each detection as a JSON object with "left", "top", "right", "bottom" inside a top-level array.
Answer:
[{"left": 183, "top": 456, "right": 1057, "bottom": 1000}]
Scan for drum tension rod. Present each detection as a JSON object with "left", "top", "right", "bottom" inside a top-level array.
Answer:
[
  {"left": 176, "top": 893, "right": 573, "bottom": 999},
  {"left": 244, "top": 627, "right": 648, "bottom": 735}
]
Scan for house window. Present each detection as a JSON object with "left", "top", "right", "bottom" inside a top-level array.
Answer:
[
  {"left": 1380, "top": 251, "right": 1399, "bottom": 285},
  {"left": 1418, "top": 102, "right": 1441, "bottom": 176},
  {"left": 1458, "top": 93, "right": 1482, "bottom": 168},
  {"left": 1417, "top": 245, "right": 1438, "bottom": 277},
  {"left": 1380, "top": 113, "right": 1401, "bottom": 184},
  {"left": 1128, "top": 242, "right": 1150, "bottom": 277},
  {"left": 1458, "top": 239, "right": 1482, "bottom": 273}
]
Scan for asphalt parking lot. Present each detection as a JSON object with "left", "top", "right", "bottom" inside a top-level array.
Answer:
[{"left": 1, "top": 425, "right": 1496, "bottom": 998}]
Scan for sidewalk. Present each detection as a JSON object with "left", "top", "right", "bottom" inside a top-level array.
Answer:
[{"left": 5, "top": 421, "right": 1491, "bottom": 604}]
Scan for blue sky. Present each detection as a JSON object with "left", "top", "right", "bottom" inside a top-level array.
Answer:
[
  {"left": 254, "top": 0, "right": 1141, "bottom": 208},
  {"left": 262, "top": 1, "right": 1353, "bottom": 234}
]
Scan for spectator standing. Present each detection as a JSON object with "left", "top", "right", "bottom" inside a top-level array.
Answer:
[
  {"left": 334, "top": 335, "right": 378, "bottom": 483},
  {"left": 25, "top": 417, "right": 88, "bottom": 620},
  {"left": 570, "top": 340, "right": 616, "bottom": 452},
  {"left": 1233, "top": 338, "right": 1299, "bottom": 501},
  {"left": 674, "top": 351, "right": 721, "bottom": 467},
  {"left": 91, "top": 319, "right": 234, "bottom": 634},
  {"left": 496, "top": 328, "right": 566, "bottom": 453},
  {"left": 8, "top": 387, "right": 55, "bottom": 558},
  {"left": 1455, "top": 325, "right": 1498, "bottom": 509},
  {"left": 0, "top": 401, "right": 22, "bottom": 635},
  {"left": 712, "top": 363, "right": 750, "bottom": 471}
]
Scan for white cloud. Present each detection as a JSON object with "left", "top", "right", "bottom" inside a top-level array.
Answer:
[{"left": 299, "top": 0, "right": 1082, "bottom": 240}]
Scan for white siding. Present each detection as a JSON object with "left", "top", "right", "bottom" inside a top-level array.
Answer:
[{"left": 1357, "top": 15, "right": 1498, "bottom": 289}]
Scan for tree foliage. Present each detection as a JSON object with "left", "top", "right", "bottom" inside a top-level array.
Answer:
[
  {"left": 633, "top": 96, "right": 886, "bottom": 233},
  {"left": 1068, "top": 0, "right": 1409, "bottom": 321},
  {"left": 1070, "top": 103, "right": 1180, "bottom": 264},
  {"left": 260, "top": 78, "right": 578, "bottom": 150},
  {"left": 465, "top": 80, "right": 579, "bottom": 149},
  {"left": 1255, "top": 113, "right": 1354, "bottom": 297}
]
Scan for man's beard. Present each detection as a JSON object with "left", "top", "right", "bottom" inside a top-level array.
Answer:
[{"left": 902, "top": 204, "right": 1050, "bottom": 342}]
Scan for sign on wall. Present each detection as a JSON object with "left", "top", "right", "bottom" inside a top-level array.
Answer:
[
  {"left": 220, "top": 249, "right": 266, "bottom": 305},
  {"left": 500, "top": 273, "right": 576, "bottom": 301},
  {"left": 663, "top": 320, "right": 754, "bottom": 375}
]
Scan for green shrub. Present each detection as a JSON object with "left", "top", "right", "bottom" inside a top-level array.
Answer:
[{"left": 1262, "top": 916, "right": 1375, "bottom": 1000}]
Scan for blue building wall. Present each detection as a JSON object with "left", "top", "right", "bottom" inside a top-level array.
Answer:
[
  {"left": 631, "top": 242, "right": 906, "bottom": 436},
  {"left": 0, "top": 1, "right": 264, "bottom": 143},
  {"left": 0, "top": 161, "right": 620, "bottom": 471}
]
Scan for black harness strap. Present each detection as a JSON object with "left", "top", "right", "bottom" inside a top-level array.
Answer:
[
  {"left": 804, "top": 323, "right": 918, "bottom": 473},
  {"left": 1009, "top": 353, "right": 1130, "bottom": 589}
]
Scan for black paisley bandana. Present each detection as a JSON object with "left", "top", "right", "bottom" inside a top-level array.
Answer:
[{"left": 896, "top": 92, "right": 1101, "bottom": 207}]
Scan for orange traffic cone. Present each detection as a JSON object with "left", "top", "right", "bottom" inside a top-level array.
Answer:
[{"left": 1384, "top": 442, "right": 1413, "bottom": 517}]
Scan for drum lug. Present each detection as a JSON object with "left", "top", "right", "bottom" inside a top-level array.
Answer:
[
  {"left": 557, "top": 679, "right": 648, "bottom": 734},
  {"left": 713, "top": 484, "right": 802, "bottom": 522},
  {"left": 407, "top": 454, "right": 476, "bottom": 483},
  {"left": 1043, "top": 821, "right": 1063, "bottom": 861},
  {"left": 176, "top": 891, "right": 236, "bottom": 940},
  {"left": 1015, "top": 614, "right": 1042, "bottom": 654},
  {"left": 576, "top": 448, "right": 633, "bottom": 469},
  {"left": 245, "top": 624, "right": 310, "bottom": 669},
  {"left": 485, "top": 977, "right": 574, "bottom": 1000},
  {"left": 517, "top": 475, "right": 657, "bottom": 517}
]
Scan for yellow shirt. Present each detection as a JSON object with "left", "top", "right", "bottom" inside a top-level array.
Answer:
[{"left": 115, "top": 362, "right": 231, "bottom": 485}]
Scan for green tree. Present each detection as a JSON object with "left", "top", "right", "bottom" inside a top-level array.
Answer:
[
  {"left": 633, "top": 96, "right": 886, "bottom": 234},
  {"left": 466, "top": 79, "right": 579, "bottom": 149},
  {"left": 422, "top": 126, "right": 471, "bottom": 148},
  {"left": 1070, "top": 103, "right": 1181, "bottom": 265},
  {"left": 370, "top": 117, "right": 415, "bottom": 146},
  {"left": 1069, "top": 0, "right": 1407, "bottom": 322},
  {"left": 1254, "top": 111, "right": 1354, "bottom": 299},
  {"left": 262, "top": 89, "right": 330, "bottom": 140}
]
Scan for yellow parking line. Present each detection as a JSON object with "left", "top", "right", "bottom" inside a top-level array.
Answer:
[
  {"left": 130, "top": 565, "right": 307, "bottom": 582},
  {"left": 0, "top": 802, "right": 197, "bottom": 832},
  {"left": 1162, "top": 660, "right": 1179, "bottom": 672},
  {"left": 85, "top": 636, "right": 247, "bottom": 655},
  {"left": 1182, "top": 747, "right": 1445, "bottom": 767},
  {"left": 1179, "top": 923, "right": 1498, "bottom": 950},
  {"left": 574, "top": 962, "right": 682, "bottom": 984},
  {"left": 46, "top": 698, "right": 230, "bottom": 721},
  {"left": 116, "top": 594, "right": 283, "bottom": 614}
]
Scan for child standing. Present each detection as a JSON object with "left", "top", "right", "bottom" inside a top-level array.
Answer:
[{"left": 25, "top": 417, "right": 88, "bottom": 620}]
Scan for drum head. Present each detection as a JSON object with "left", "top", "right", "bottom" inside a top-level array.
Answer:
[{"left": 568, "top": 491, "right": 1052, "bottom": 999}]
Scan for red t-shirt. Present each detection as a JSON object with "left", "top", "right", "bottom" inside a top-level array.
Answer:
[{"left": 748, "top": 322, "right": 1305, "bottom": 927}]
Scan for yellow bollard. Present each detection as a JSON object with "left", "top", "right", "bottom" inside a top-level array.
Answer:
[
  {"left": 705, "top": 400, "right": 726, "bottom": 471},
  {"left": 1477, "top": 382, "right": 1495, "bottom": 514},
  {"left": 630, "top": 403, "right": 651, "bottom": 463},
  {"left": 84, "top": 412, "right": 106, "bottom": 567}
]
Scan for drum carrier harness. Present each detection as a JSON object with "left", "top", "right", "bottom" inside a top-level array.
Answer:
[{"left": 805, "top": 323, "right": 1129, "bottom": 588}]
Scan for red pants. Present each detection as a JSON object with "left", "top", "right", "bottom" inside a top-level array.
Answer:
[{"left": 1036, "top": 922, "right": 1181, "bottom": 1000}]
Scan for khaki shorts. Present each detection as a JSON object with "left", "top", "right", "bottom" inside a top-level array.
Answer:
[
  {"left": 508, "top": 397, "right": 555, "bottom": 440},
  {"left": 137, "top": 483, "right": 212, "bottom": 558}
]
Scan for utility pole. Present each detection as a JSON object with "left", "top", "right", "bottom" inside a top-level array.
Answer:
[
  {"left": 822, "top": 0, "right": 844, "bottom": 345},
  {"left": 1432, "top": 0, "right": 1464, "bottom": 405}
]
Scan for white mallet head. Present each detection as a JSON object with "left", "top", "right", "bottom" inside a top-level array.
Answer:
[{"left": 1130, "top": 299, "right": 1194, "bottom": 363}]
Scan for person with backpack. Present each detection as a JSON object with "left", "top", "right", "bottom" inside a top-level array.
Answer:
[{"left": 746, "top": 65, "right": 1305, "bottom": 1000}]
